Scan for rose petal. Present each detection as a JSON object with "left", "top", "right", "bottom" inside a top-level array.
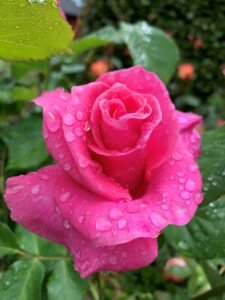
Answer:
[
  {"left": 177, "top": 111, "right": 202, "bottom": 157},
  {"left": 4, "top": 165, "right": 67, "bottom": 244},
  {"left": 98, "top": 66, "right": 179, "bottom": 170},
  {"left": 72, "top": 236, "right": 158, "bottom": 278},
  {"left": 55, "top": 137, "right": 202, "bottom": 247},
  {"left": 35, "top": 86, "right": 131, "bottom": 202},
  {"left": 4, "top": 165, "right": 158, "bottom": 278}
]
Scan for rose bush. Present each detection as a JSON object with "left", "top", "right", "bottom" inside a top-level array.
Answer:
[{"left": 4, "top": 66, "right": 203, "bottom": 278}]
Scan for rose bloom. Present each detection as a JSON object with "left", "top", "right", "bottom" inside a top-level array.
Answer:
[
  {"left": 4, "top": 66, "right": 203, "bottom": 278},
  {"left": 178, "top": 63, "right": 195, "bottom": 80}
]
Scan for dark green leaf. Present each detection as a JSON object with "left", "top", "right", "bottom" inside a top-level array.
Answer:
[
  {"left": 120, "top": 21, "right": 180, "bottom": 83},
  {"left": 0, "top": 259, "right": 45, "bottom": 300},
  {"left": 47, "top": 261, "right": 88, "bottom": 300},
  {"left": 16, "top": 225, "right": 67, "bottom": 257},
  {"left": 71, "top": 26, "right": 122, "bottom": 56},
  {"left": 0, "top": 0, "right": 73, "bottom": 61},
  {"left": 0, "top": 222, "right": 20, "bottom": 256},
  {"left": 3, "top": 115, "right": 49, "bottom": 171},
  {"left": 199, "top": 126, "right": 225, "bottom": 206}
]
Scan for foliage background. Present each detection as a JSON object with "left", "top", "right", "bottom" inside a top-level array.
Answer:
[{"left": 0, "top": 0, "right": 225, "bottom": 300}]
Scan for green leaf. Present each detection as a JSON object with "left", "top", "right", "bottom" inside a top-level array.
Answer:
[
  {"left": 120, "top": 21, "right": 180, "bottom": 83},
  {"left": 16, "top": 225, "right": 67, "bottom": 257},
  {"left": 47, "top": 261, "right": 88, "bottom": 300},
  {"left": 164, "top": 196, "right": 225, "bottom": 260},
  {"left": 3, "top": 115, "right": 49, "bottom": 171},
  {"left": 199, "top": 126, "right": 225, "bottom": 206},
  {"left": 0, "top": 0, "right": 73, "bottom": 61},
  {"left": 0, "top": 259, "right": 45, "bottom": 300},
  {"left": 0, "top": 222, "right": 20, "bottom": 256},
  {"left": 71, "top": 26, "right": 122, "bottom": 56}
]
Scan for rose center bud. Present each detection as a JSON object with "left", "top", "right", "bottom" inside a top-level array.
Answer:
[{"left": 88, "top": 83, "right": 162, "bottom": 194}]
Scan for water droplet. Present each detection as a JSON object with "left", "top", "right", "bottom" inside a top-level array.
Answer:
[
  {"left": 65, "top": 132, "right": 76, "bottom": 142},
  {"left": 185, "top": 179, "right": 195, "bottom": 192},
  {"left": 74, "top": 127, "right": 83, "bottom": 137},
  {"left": 78, "top": 215, "right": 85, "bottom": 224},
  {"left": 81, "top": 260, "right": 90, "bottom": 271},
  {"left": 63, "top": 219, "right": 70, "bottom": 229},
  {"left": 96, "top": 218, "right": 112, "bottom": 231},
  {"left": 60, "top": 192, "right": 71, "bottom": 202},
  {"left": 109, "top": 256, "right": 118, "bottom": 265},
  {"left": 45, "top": 111, "right": 60, "bottom": 132},
  {"left": 109, "top": 208, "right": 123, "bottom": 220},
  {"left": 63, "top": 113, "right": 75, "bottom": 126},
  {"left": 63, "top": 162, "right": 72, "bottom": 171},
  {"left": 31, "top": 184, "right": 40, "bottom": 195},
  {"left": 83, "top": 121, "right": 91, "bottom": 131},
  {"left": 76, "top": 110, "right": 84, "bottom": 121},
  {"left": 78, "top": 154, "right": 89, "bottom": 168},
  {"left": 39, "top": 174, "right": 49, "bottom": 180},
  {"left": 58, "top": 152, "right": 65, "bottom": 159},
  {"left": 172, "top": 152, "right": 183, "bottom": 161},
  {"left": 118, "top": 219, "right": 128, "bottom": 229},
  {"left": 3, "top": 280, "right": 10, "bottom": 290},
  {"left": 151, "top": 212, "right": 167, "bottom": 227},
  {"left": 194, "top": 193, "right": 203, "bottom": 204},
  {"left": 7, "top": 185, "right": 24, "bottom": 195},
  {"left": 188, "top": 163, "right": 197, "bottom": 173},
  {"left": 180, "top": 191, "right": 190, "bottom": 200}
]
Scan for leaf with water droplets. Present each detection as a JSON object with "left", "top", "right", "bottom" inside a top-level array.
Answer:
[
  {"left": 120, "top": 21, "right": 180, "bottom": 83},
  {"left": 47, "top": 261, "right": 88, "bottom": 300},
  {"left": 16, "top": 225, "right": 67, "bottom": 257},
  {"left": 0, "top": 259, "right": 44, "bottom": 300},
  {"left": 0, "top": 0, "right": 73, "bottom": 61},
  {"left": 199, "top": 126, "right": 225, "bottom": 206}
]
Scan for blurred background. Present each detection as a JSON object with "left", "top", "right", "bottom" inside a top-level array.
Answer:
[{"left": 0, "top": 1, "right": 225, "bottom": 300}]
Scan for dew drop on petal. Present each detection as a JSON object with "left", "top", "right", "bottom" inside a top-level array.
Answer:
[
  {"left": 63, "top": 219, "right": 70, "bottom": 229},
  {"left": 180, "top": 191, "right": 191, "bottom": 200},
  {"left": 63, "top": 163, "right": 72, "bottom": 171},
  {"left": 150, "top": 212, "right": 167, "bottom": 227},
  {"left": 31, "top": 184, "right": 40, "bottom": 195},
  {"left": 172, "top": 152, "right": 183, "bottom": 161},
  {"left": 76, "top": 110, "right": 84, "bottom": 121},
  {"left": 78, "top": 154, "right": 89, "bottom": 168},
  {"left": 65, "top": 132, "right": 76, "bottom": 142},
  {"left": 63, "top": 113, "right": 75, "bottom": 126},
  {"left": 45, "top": 111, "right": 60, "bottom": 132},
  {"left": 109, "top": 208, "right": 123, "bottom": 220},
  {"left": 185, "top": 179, "right": 196, "bottom": 192},
  {"left": 60, "top": 192, "right": 71, "bottom": 202},
  {"left": 96, "top": 218, "right": 112, "bottom": 231},
  {"left": 188, "top": 163, "right": 198, "bottom": 173},
  {"left": 74, "top": 127, "right": 83, "bottom": 137},
  {"left": 78, "top": 215, "right": 85, "bottom": 224},
  {"left": 118, "top": 219, "right": 128, "bottom": 229}
]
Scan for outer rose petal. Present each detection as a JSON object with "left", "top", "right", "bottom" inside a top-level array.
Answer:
[
  {"left": 55, "top": 137, "right": 202, "bottom": 246},
  {"left": 34, "top": 86, "right": 131, "bottom": 202},
  {"left": 4, "top": 165, "right": 158, "bottom": 278},
  {"left": 177, "top": 111, "right": 202, "bottom": 157},
  {"left": 98, "top": 66, "right": 179, "bottom": 170}
]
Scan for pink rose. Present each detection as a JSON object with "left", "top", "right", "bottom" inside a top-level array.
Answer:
[{"left": 4, "top": 66, "right": 203, "bottom": 278}]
